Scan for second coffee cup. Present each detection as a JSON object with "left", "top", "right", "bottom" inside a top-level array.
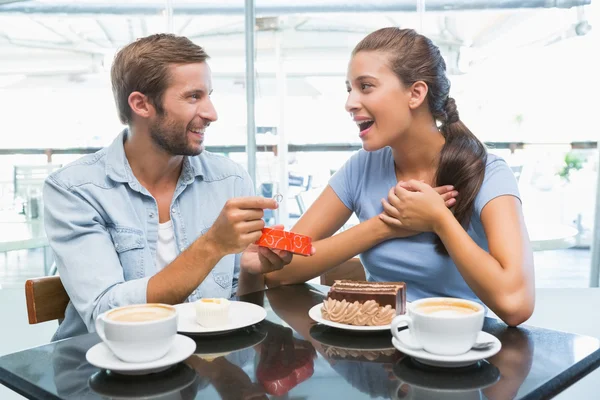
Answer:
[
  {"left": 95, "top": 303, "right": 178, "bottom": 363},
  {"left": 391, "top": 297, "right": 484, "bottom": 356}
]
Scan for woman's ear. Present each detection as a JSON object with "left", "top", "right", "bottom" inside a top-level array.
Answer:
[
  {"left": 408, "top": 81, "right": 428, "bottom": 110},
  {"left": 128, "top": 91, "right": 154, "bottom": 119}
]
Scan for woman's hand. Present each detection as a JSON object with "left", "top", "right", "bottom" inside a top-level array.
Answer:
[{"left": 380, "top": 180, "right": 456, "bottom": 233}]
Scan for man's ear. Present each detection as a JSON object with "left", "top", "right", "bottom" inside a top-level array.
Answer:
[
  {"left": 128, "top": 91, "right": 154, "bottom": 119},
  {"left": 407, "top": 81, "right": 428, "bottom": 110}
]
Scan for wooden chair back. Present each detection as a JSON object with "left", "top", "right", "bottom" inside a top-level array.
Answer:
[{"left": 25, "top": 276, "right": 69, "bottom": 324}]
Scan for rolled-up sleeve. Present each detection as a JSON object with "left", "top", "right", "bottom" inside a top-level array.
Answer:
[{"left": 44, "top": 175, "right": 150, "bottom": 332}]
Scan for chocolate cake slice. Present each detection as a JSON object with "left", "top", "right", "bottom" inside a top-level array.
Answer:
[{"left": 327, "top": 280, "right": 406, "bottom": 315}]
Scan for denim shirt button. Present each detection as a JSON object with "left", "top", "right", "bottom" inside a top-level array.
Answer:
[{"left": 148, "top": 212, "right": 154, "bottom": 218}]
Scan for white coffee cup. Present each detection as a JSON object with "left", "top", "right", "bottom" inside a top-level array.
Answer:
[
  {"left": 95, "top": 303, "right": 178, "bottom": 363},
  {"left": 391, "top": 297, "right": 484, "bottom": 356}
]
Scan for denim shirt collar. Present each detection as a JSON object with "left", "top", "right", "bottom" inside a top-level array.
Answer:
[{"left": 105, "top": 129, "right": 205, "bottom": 186}]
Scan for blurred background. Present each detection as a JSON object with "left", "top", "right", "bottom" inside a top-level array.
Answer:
[
  {"left": 0, "top": 2, "right": 599, "bottom": 398},
  {"left": 0, "top": 0, "right": 598, "bottom": 290}
]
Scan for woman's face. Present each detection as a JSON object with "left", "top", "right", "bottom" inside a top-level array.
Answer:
[{"left": 345, "top": 51, "right": 413, "bottom": 151}]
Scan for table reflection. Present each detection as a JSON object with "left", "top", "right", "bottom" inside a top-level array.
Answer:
[
  {"left": 89, "top": 364, "right": 200, "bottom": 400},
  {"left": 51, "top": 335, "right": 201, "bottom": 400},
  {"left": 392, "top": 359, "right": 500, "bottom": 400},
  {"left": 483, "top": 326, "right": 535, "bottom": 400},
  {"left": 47, "top": 285, "right": 538, "bottom": 400}
]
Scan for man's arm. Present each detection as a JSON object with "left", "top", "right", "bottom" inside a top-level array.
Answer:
[
  {"left": 45, "top": 175, "right": 277, "bottom": 331},
  {"left": 147, "top": 196, "right": 278, "bottom": 303},
  {"left": 146, "top": 233, "right": 224, "bottom": 304},
  {"left": 44, "top": 176, "right": 153, "bottom": 331}
]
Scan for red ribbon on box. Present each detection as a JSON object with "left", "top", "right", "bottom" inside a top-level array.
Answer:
[{"left": 256, "top": 228, "right": 312, "bottom": 256}]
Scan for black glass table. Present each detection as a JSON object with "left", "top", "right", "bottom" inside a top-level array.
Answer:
[{"left": 1, "top": 284, "right": 599, "bottom": 400}]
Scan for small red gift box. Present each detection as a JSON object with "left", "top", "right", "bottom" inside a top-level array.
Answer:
[{"left": 256, "top": 228, "right": 312, "bottom": 256}]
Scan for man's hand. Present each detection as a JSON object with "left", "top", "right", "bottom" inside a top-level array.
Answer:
[
  {"left": 241, "top": 225, "right": 294, "bottom": 275},
  {"left": 205, "top": 197, "right": 278, "bottom": 256}
]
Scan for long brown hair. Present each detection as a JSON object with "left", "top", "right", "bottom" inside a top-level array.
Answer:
[{"left": 353, "top": 28, "right": 487, "bottom": 255}]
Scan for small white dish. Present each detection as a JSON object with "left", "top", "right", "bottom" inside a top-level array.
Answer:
[
  {"left": 86, "top": 334, "right": 195, "bottom": 375},
  {"left": 308, "top": 303, "right": 409, "bottom": 332},
  {"left": 175, "top": 301, "right": 266, "bottom": 335},
  {"left": 392, "top": 330, "right": 501, "bottom": 368}
]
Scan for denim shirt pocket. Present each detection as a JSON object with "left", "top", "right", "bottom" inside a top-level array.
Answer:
[
  {"left": 213, "top": 271, "right": 231, "bottom": 289},
  {"left": 189, "top": 228, "right": 234, "bottom": 299},
  {"left": 202, "top": 254, "right": 234, "bottom": 298},
  {"left": 108, "top": 226, "right": 146, "bottom": 279}
]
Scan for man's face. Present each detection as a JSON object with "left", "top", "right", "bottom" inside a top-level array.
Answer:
[{"left": 149, "top": 62, "right": 218, "bottom": 156}]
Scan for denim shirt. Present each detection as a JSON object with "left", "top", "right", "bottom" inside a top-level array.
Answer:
[{"left": 44, "top": 130, "right": 254, "bottom": 340}]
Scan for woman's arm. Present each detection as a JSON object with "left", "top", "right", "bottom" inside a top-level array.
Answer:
[
  {"left": 434, "top": 195, "right": 535, "bottom": 326},
  {"left": 381, "top": 178, "right": 534, "bottom": 326},
  {"left": 266, "top": 184, "right": 459, "bottom": 287},
  {"left": 265, "top": 186, "right": 414, "bottom": 287}
]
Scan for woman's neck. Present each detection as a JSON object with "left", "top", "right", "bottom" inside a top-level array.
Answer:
[{"left": 390, "top": 119, "right": 445, "bottom": 184}]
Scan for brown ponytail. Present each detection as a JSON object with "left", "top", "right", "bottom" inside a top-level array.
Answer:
[
  {"left": 435, "top": 98, "right": 487, "bottom": 255},
  {"left": 353, "top": 28, "right": 487, "bottom": 255}
]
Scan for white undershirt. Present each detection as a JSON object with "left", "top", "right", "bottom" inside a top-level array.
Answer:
[{"left": 156, "top": 220, "right": 178, "bottom": 271}]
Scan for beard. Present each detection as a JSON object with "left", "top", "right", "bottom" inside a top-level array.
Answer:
[{"left": 149, "top": 111, "right": 203, "bottom": 157}]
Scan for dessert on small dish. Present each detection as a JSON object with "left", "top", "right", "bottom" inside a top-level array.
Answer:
[
  {"left": 321, "top": 280, "right": 406, "bottom": 327},
  {"left": 195, "top": 298, "right": 230, "bottom": 328}
]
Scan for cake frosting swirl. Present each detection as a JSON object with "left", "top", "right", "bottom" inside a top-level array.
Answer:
[{"left": 321, "top": 298, "right": 396, "bottom": 326}]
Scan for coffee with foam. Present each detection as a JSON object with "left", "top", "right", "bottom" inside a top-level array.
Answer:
[
  {"left": 106, "top": 304, "right": 175, "bottom": 323},
  {"left": 391, "top": 297, "right": 485, "bottom": 356},
  {"left": 416, "top": 300, "right": 480, "bottom": 317}
]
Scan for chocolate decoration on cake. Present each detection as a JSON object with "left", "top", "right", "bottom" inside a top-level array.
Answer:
[{"left": 327, "top": 280, "right": 406, "bottom": 315}]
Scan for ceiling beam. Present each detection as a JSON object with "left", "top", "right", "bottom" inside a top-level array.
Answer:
[
  {"left": 96, "top": 19, "right": 116, "bottom": 46},
  {"left": 0, "top": 1, "right": 591, "bottom": 16},
  {"left": 0, "top": 35, "right": 104, "bottom": 55},
  {"left": 0, "top": 66, "right": 96, "bottom": 76}
]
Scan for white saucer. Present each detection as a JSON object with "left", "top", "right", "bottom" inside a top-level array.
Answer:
[
  {"left": 86, "top": 334, "right": 196, "bottom": 375},
  {"left": 175, "top": 300, "right": 266, "bottom": 335},
  {"left": 392, "top": 330, "right": 501, "bottom": 368},
  {"left": 308, "top": 303, "right": 409, "bottom": 332}
]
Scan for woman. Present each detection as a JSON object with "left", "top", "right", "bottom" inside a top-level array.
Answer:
[{"left": 266, "top": 27, "right": 534, "bottom": 326}]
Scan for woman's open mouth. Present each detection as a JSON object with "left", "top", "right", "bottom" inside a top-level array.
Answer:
[{"left": 357, "top": 120, "right": 374, "bottom": 138}]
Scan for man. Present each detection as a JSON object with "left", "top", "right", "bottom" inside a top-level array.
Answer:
[{"left": 44, "top": 33, "right": 295, "bottom": 341}]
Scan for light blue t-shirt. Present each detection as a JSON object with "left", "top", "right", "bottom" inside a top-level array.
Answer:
[{"left": 329, "top": 147, "right": 520, "bottom": 305}]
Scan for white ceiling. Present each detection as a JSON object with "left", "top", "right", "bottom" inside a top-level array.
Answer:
[
  {"left": 0, "top": 0, "right": 593, "bottom": 79},
  {"left": 0, "top": 0, "right": 597, "bottom": 147}
]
